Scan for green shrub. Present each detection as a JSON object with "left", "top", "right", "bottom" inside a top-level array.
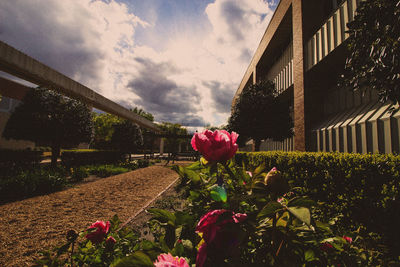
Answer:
[
  {"left": 70, "top": 166, "right": 89, "bottom": 182},
  {"left": 86, "top": 165, "right": 130, "bottom": 178},
  {"left": 61, "top": 150, "right": 126, "bottom": 167},
  {"left": 0, "top": 167, "right": 67, "bottom": 202},
  {"left": 0, "top": 149, "right": 43, "bottom": 172},
  {"left": 235, "top": 151, "right": 400, "bottom": 255}
]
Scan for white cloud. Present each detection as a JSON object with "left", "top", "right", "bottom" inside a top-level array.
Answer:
[{"left": 0, "top": 0, "right": 274, "bottom": 127}]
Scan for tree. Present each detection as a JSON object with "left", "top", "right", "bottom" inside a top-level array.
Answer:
[
  {"left": 228, "top": 80, "right": 293, "bottom": 151},
  {"left": 341, "top": 0, "right": 400, "bottom": 106},
  {"left": 110, "top": 119, "right": 143, "bottom": 160},
  {"left": 158, "top": 122, "right": 188, "bottom": 153},
  {"left": 3, "top": 87, "right": 93, "bottom": 166},
  {"left": 132, "top": 107, "right": 156, "bottom": 153},
  {"left": 92, "top": 113, "right": 121, "bottom": 149}
]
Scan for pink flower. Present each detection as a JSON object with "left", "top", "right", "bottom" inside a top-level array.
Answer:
[
  {"left": 154, "top": 253, "right": 189, "bottom": 267},
  {"left": 195, "top": 210, "right": 247, "bottom": 267},
  {"left": 85, "top": 220, "right": 110, "bottom": 244},
  {"left": 191, "top": 130, "right": 238, "bottom": 162},
  {"left": 343, "top": 235, "right": 352, "bottom": 244}
]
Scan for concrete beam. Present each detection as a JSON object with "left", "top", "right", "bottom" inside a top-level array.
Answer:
[{"left": 0, "top": 41, "right": 160, "bottom": 132}]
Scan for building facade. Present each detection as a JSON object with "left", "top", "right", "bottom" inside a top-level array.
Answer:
[{"left": 232, "top": 0, "right": 400, "bottom": 153}]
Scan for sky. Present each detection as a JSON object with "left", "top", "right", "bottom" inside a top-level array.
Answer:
[{"left": 0, "top": 0, "right": 277, "bottom": 130}]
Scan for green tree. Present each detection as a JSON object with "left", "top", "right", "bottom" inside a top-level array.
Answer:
[
  {"left": 3, "top": 87, "right": 93, "bottom": 166},
  {"left": 92, "top": 113, "right": 121, "bottom": 149},
  {"left": 159, "top": 122, "right": 188, "bottom": 153},
  {"left": 111, "top": 119, "right": 143, "bottom": 160},
  {"left": 132, "top": 107, "right": 156, "bottom": 153},
  {"left": 341, "top": 0, "right": 400, "bottom": 105},
  {"left": 228, "top": 80, "right": 293, "bottom": 151}
]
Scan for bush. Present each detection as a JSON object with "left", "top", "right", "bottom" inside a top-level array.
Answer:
[
  {"left": 86, "top": 165, "right": 130, "bottom": 178},
  {"left": 0, "top": 167, "right": 67, "bottom": 202},
  {"left": 61, "top": 150, "right": 126, "bottom": 167},
  {"left": 70, "top": 166, "right": 89, "bottom": 182},
  {"left": 0, "top": 149, "right": 43, "bottom": 171},
  {"left": 235, "top": 151, "right": 400, "bottom": 256}
]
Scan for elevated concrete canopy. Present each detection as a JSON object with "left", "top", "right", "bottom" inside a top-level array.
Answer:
[{"left": 0, "top": 41, "right": 160, "bottom": 132}]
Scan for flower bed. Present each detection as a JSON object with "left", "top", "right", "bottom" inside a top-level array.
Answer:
[{"left": 36, "top": 131, "right": 398, "bottom": 266}]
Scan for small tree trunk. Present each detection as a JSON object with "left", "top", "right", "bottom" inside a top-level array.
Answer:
[
  {"left": 254, "top": 139, "right": 261, "bottom": 152},
  {"left": 51, "top": 144, "right": 61, "bottom": 167}
]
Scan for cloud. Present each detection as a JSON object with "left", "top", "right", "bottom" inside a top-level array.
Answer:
[
  {"left": 203, "top": 81, "right": 235, "bottom": 113},
  {"left": 127, "top": 56, "right": 200, "bottom": 115},
  {"left": 0, "top": 0, "right": 275, "bottom": 128}
]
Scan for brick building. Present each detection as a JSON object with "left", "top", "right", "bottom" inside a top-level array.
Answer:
[{"left": 232, "top": 0, "right": 400, "bottom": 153}]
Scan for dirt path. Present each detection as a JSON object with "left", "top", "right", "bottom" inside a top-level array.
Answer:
[{"left": 0, "top": 165, "right": 180, "bottom": 266}]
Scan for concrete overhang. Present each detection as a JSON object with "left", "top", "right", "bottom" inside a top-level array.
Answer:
[
  {"left": 232, "top": 0, "right": 292, "bottom": 108},
  {"left": 0, "top": 41, "right": 160, "bottom": 133}
]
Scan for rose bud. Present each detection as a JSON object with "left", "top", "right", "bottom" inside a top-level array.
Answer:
[{"left": 264, "top": 167, "right": 289, "bottom": 196}]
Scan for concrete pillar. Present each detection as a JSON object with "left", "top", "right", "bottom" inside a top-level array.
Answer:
[
  {"left": 358, "top": 103, "right": 381, "bottom": 153},
  {"left": 159, "top": 138, "right": 164, "bottom": 156},
  {"left": 380, "top": 106, "right": 393, "bottom": 153},
  {"left": 292, "top": 0, "right": 306, "bottom": 151},
  {"left": 367, "top": 104, "right": 391, "bottom": 153}
]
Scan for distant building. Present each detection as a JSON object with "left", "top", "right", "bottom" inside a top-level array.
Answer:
[{"left": 232, "top": 0, "right": 400, "bottom": 153}]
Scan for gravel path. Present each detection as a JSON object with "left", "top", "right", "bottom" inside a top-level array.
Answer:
[{"left": 0, "top": 165, "right": 180, "bottom": 266}]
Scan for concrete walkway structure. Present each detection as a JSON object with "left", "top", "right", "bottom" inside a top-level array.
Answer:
[{"left": 0, "top": 40, "right": 159, "bottom": 132}]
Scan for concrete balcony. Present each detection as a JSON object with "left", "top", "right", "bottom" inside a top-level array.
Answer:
[
  {"left": 266, "top": 42, "right": 293, "bottom": 95},
  {"left": 305, "top": 0, "right": 360, "bottom": 71}
]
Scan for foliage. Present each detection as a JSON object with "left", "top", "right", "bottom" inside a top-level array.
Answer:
[
  {"left": 228, "top": 80, "right": 293, "bottom": 151},
  {"left": 0, "top": 149, "right": 43, "bottom": 171},
  {"left": 2, "top": 87, "right": 93, "bottom": 166},
  {"left": 37, "top": 155, "right": 386, "bottom": 266},
  {"left": 92, "top": 113, "right": 121, "bottom": 149},
  {"left": 235, "top": 151, "right": 400, "bottom": 258},
  {"left": 132, "top": 107, "right": 156, "bottom": 153},
  {"left": 341, "top": 0, "right": 400, "bottom": 105},
  {"left": 0, "top": 166, "right": 68, "bottom": 202},
  {"left": 159, "top": 122, "right": 189, "bottom": 153},
  {"left": 61, "top": 150, "right": 126, "bottom": 167},
  {"left": 111, "top": 120, "right": 143, "bottom": 158}
]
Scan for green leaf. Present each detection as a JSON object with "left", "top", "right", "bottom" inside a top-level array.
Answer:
[
  {"left": 287, "top": 206, "right": 311, "bottom": 226},
  {"left": 172, "top": 242, "right": 184, "bottom": 257},
  {"left": 287, "top": 197, "right": 316, "bottom": 208},
  {"left": 112, "top": 251, "right": 154, "bottom": 267},
  {"left": 147, "top": 208, "right": 176, "bottom": 225},
  {"left": 181, "top": 239, "right": 193, "bottom": 251},
  {"left": 257, "top": 201, "right": 283, "bottom": 218},
  {"left": 305, "top": 249, "right": 315, "bottom": 262},
  {"left": 175, "top": 226, "right": 182, "bottom": 241},
  {"left": 185, "top": 161, "right": 202, "bottom": 171}
]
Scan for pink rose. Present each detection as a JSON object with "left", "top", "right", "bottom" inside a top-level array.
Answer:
[
  {"left": 343, "top": 235, "right": 352, "bottom": 244},
  {"left": 195, "top": 209, "right": 247, "bottom": 267},
  {"left": 191, "top": 130, "right": 238, "bottom": 162},
  {"left": 154, "top": 253, "right": 189, "bottom": 267},
  {"left": 85, "top": 220, "right": 110, "bottom": 244}
]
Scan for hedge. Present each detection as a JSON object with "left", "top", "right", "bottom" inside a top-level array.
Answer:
[
  {"left": 61, "top": 150, "right": 126, "bottom": 167},
  {"left": 0, "top": 149, "right": 43, "bottom": 171},
  {"left": 235, "top": 151, "right": 400, "bottom": 254}
]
